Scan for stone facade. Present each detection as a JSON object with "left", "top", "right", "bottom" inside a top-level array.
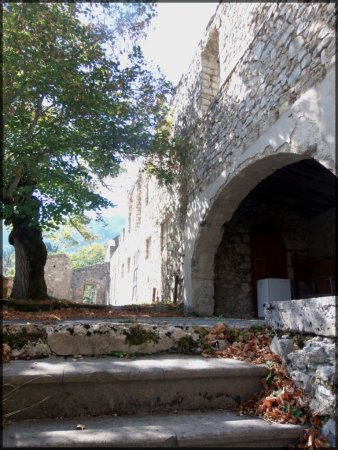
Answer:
[
  {"left": 108, "top": 171, "right": 184, "bottom": 305},
  {"left": 108, "top": 2, "right": 336, "bottom": 316},
  {"left": 174, "top": 2, "right": 336, "bottom": 315}
]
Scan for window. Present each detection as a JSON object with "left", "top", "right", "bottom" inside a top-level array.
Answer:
[
  {"left": 122, "top": 228, "right": 125, "bottom": 241},
  {"left": 127, "top": 257, "right": 131, "bottom": 273},
  {"left": 145, "top": 181, "right": 149, "bottom": 206},
  {"left": 161, "top": 219, "right": 170, "bottom": 250},
  {"left": 121, "top": 264, "right": 124, "bottom": 278},
  {"left": 83, "top": 284, "right": 97, "bottom": 304},
  {"left": 145, "top": 237, "right": 151, "bottom": 259},
  {"left": 132, "top": 250, "right": 140, "bottom": 302},
  {"left": 201, "top": 28, "right": 220, "bottom": 113}
]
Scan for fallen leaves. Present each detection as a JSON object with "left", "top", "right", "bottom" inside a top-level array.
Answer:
[
  {"left": 1, "top": 306, "right": 184, "bottom": 322},
  {"left": 2, "top": 344, "right": 11, "bottom": 363},
  {"left": 202, "top": 323, "right": 331, "bottom": 449}
]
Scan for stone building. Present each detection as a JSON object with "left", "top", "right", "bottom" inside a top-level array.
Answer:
[
  {"left": 107, "top": 171, "right": 184, "bottom": 305},
  {"left": 45, "top": 254, "right": 110, "bottom": 304},
  {"left": 71, "top": 262, "right": 110, "bottom": 305},
  {"left": 108, "top": 2, "right": 336, "bottom": 315}
]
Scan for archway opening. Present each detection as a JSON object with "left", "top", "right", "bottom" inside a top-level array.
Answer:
[
  {"left": 214, "top": 158, "right": 336, "bottom": 318},
  {"left": 83, "top": 284, "right": 97, "bottom": 304}
]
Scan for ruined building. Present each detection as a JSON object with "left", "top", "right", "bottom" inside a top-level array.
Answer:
[{"left": 108, "top": 2, "right": 335, "bottom": 315}]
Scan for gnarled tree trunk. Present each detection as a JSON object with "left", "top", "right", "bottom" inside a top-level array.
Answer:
[{"left": 9, "top": 217, "right": 48, "bottom": 300}]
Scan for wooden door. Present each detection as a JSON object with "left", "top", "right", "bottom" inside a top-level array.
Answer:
[{"left": 250, "top": 222, "right": 288, "bottom": 316}]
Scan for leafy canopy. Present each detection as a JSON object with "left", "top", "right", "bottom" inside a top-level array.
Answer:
[
  {"left": 68, "top": 243, "right": 106, "bottom": 270},
  {"left": 2, "top": 2, "right": 172, "bottom": 231}
]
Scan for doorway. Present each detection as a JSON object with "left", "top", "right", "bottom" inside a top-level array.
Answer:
[{"left": 250, "top": 221, "right": 288, "bottom": 316}]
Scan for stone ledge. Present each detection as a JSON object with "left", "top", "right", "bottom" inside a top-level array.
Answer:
[
  {"left": 2, "top": 322, "right": 207, "bottom": 358},
  {"left": 264, "top": 296, "right": 336, "bottom": 337}
]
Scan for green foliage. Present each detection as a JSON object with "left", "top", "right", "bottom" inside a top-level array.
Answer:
[
  {"left": 125, "top": 324, "right": 159, "bottom": 346},
  {"left": 2, "top": 248, "right": 15, "bottom": 277},
  {"left": 144, "top": 115, "right": 193, "bottom": 185},
  {"left": 2, "top": 2, "right": 173, "bottom": 233},
  {"left": 110, "top": 351, "right": 128, "bottom": 358},
  {"left": 175, "top": 334, "right": 198, "bottom": 354},
  {"left": 266, "top": 371, "right": 276, "bottom": 385},
  {"left": 82, "top": 284, "right": 97, "bottom": 304},
  {"left": 290, "top": 406, "right": 304, "bottom": 418},
  {"left": 67, "top": 243, "right": 106, "bottom": 269}
]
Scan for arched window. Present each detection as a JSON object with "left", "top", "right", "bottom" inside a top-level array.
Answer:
[{"left": 201, "top": 28, "right": 220, "bottom": 113}]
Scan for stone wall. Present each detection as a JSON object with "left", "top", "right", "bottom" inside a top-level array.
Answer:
[
  {"left": 168, "top": 2, "right": 336, "bottom": 313},
  {"left": 71, "top": 262, "right": 110, "bottom": 305},
  {"left": 174, "top": 3, "right": 335, "bottom": 195},
  {"left": 268, "top": 298, "right": 336, "bottom": 447},
  {"left": 44, "top": 254, "right": 72, "bottom": 300}
]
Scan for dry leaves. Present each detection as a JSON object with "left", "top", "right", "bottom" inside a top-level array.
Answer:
[
  {"left": 2, "top": 306, "right": 183, "bottom": 322},
  {"left": 202, "top": 323, "right": 331, "bottom": 449},
  {"left": 2, "top": 343, "right": 11, "bottom": 363}
]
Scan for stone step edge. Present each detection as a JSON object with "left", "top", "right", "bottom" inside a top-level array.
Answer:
[
  {"left": 2, "top": 320, "right": 266, "bottom": 358},
  {"left": 3, "top": 355, "right": 268, "bottom": 385},
  {"left": 3, "top": 410, "right": 306, "bottom": 448}
]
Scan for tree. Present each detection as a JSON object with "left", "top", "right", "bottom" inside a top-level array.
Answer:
[
  {"left": 2, "top": 2, "right": 172, "bottom": 299},
  {"left": 68, "top": 243, "right": 106, "bottom": 270}
]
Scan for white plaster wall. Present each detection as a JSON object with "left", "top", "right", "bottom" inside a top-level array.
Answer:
[{"left": 108, "top": 173, "right": 179, "bottom": 305}]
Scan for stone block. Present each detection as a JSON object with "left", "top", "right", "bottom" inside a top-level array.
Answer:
[
  {"left": 288, "top": 36, "right": 304, "bottom": 59},
  {"left": 315, "top": 365, "right": 335, "bottom": 383},
  {"left": 265, "top": 297, "right": 336, "bottom": 337},
  {"left": 322, "top": 419, "right": 336, "bottom": 448},
  {"left": 270, "top": 336, "right": 294, "bottom": 362},
  {"left": 303, "top": 346, "right": 327, "bottom": 365}
]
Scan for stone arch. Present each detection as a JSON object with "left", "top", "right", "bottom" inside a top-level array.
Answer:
[{"left": 188, "top": 152, "right": 336, "bottom": 316}]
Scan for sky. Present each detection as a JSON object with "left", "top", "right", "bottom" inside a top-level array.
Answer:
[
  {"left": 143, "top": 2, "right": 218, "bottom": 86},
  {"left": 100, "top": 2, "right": 218, "bottom": 222}
]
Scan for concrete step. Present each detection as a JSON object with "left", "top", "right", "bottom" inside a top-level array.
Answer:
[
  {"left": 3, "top": 410, "right": 306, "bottom": 448},
  {"left": 3, "top": 355, "right": 267, "bottom": 420}
]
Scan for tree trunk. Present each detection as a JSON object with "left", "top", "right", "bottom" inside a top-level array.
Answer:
[{"left": 9, "top": 218, "right": 48, "bottom": 300}]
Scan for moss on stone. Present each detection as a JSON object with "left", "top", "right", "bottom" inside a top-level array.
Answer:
[
  {"left": 125, "top": 324, "right": 159, "bottom": 346},
  {"left": 175, "top": 334, "right": 198, "bottom": 354}
]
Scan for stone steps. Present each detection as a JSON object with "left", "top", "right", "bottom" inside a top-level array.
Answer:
[
  {"left": 3, "top": 355, "right": 267, "bottom": 420},
  {"left": 3, "top": 353, "right": 306, "bottom": 448},
  {"left": 3, "top": 410, "right": 306, "bottom": 448}
]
